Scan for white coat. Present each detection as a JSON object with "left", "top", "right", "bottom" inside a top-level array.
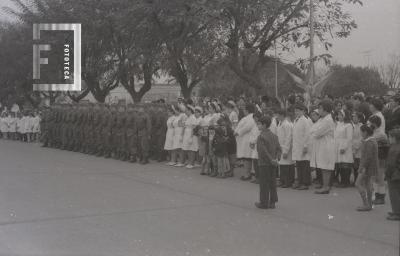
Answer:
[
  {"left": 229, "top": 111, "right": 239, "bottom": 130},
  {"left": 164, "top": 115, "right": 175, "bottom": 150},
  {"left": 352, "top": 123, "right": 362, "bottom": 159},
  {"left": 172, "top": 113, "right": 187, "bottom": 149},
  {"left": 310, "top": 114, "right": 336, "bottom": 171},
  {"left": 270, "top": 117, "right": 278, "bottom": 135},
  {"left": 182, "top": 114, "right": 199, "bottom": 152},
  {"left": 235, "top": 113, "right": 256, "bottom": 159},
  {"left": 0, "top": 117, "right": 6, "bottom": 133},
  {"left": 7, "top": 117, "right": 16, "bottom": 133},
  {"left": 292, "top": 115, "right": 312, "bottom": 161},
  {"left": 32, "top": 116, "right": 41, "bottom": 133},
  {"left": 334, "top": 122, "right": 354, "bottom": 164},
  {"left": 249, "top": 124, "right": 260, "bottom": 159},
  {"left": 277, "top": 118, "right": 294, "bottom": 165}
]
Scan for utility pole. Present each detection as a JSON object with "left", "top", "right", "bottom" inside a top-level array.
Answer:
[
  {"left": 309, "top": 0, "right": 315, "bottom": 96},
  {"left": 275, "top": 40, "right": 278, "bottom": 98}
]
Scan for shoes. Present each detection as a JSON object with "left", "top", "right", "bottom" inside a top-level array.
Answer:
[
  {"left": 297, "top": 185, "right": 309, "bottom": 190},
  {"left": 175, "top": 163, "right": 185, "bottom": 167},
  {"left": 314, "top": 185, "right": 323, "bottom": 189},
  {"left": 166, "top": 162, "right": 175, "bottom": 166},
  {"left": 241, "top": 175, "right": 252, "bottom": 181},
  {"left": 269, "top": 203, "right": 276, "bottom": 209},
  {"left": 255, "top": 202, "right": 268, "bottom": 209},
  {"left": 356, "top": 205, "right": 372, "bottom": 211},
  {"left": 200, "top": 172, "right": 207, "bottom": 175},
  {"left": 186, "top": 164, "right": 194, "bottom": 169},
  {"left": 194, "top": 164, "right": 201, "bottom": 168},
  {"left": 250, "top": 178, "right": 259, "bottom": 184},
  {"left": 372, "top": 193, "right": 385, "bottom": 205},
  {"left": 315, "top": 190, "right": 330, "bottom": 194},
  {"left": 386, "top": 215, "right": 400, "bottom": 221}
]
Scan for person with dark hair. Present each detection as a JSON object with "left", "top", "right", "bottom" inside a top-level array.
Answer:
[
  {"left": 369, "top": 98, "right": 386, "bottom": 134},
  {"left": 353, "top": 94, "right": 372, "bottom": 120},
  {"left": 355, "top": 124, "right": 378, "bottom": 211},
  {"left": 352, "top": 112, "right": 364, "bottom": 185},
  {"left": 292, "top": 104, "right": 313, "bottom": 190},
  {"left": 386, "top": 128, "right": 400, "bottom": 220},
  {"left": 276, "top": 109, "right": 295, "bottom": 189},
  {"left": 387, "top": 95, "right": 400, "bottom": 132},
  {"left": 368, "top": 115, "right": 390, "bottom": 205},
  {"left": 235, "top": 103, "right": 257, "bottom": 181},
  {"left": 255, "top": 115, "right": 281, "bottom": 209},
  {"left": 333, "top": 110, "right": 354, "bottom": 187},
  {"left": 311, "top": 100, "right": 336, "bottom": 194}
]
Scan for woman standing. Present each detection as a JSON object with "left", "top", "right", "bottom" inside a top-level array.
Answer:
[
  {"left": 164, "top": 106, "right": 176, "bottom": 165},
  {"left": 199, "top": 106, "right": 212, "bottom": 175},
  {"left": 311, "top": 100, "right": 336, "bottom": 194},
  {"left": 235, "top": 103, "right": 257, "bottom": 181},
  {"left": 334, "top": 110, "right": 354, "bottom": 187},
  {"left": 182, "top": 105, "right": 199, "bottom": 169}
]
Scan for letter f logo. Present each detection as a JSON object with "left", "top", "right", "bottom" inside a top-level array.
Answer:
[{"left": 33, "top": 24, "right": 51, "bottom": 80}]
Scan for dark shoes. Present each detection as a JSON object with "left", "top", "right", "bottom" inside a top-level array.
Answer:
[
  {"left": 255, "top": 202, "right": 268, "bottom": 209},
  {"left": 387, "top": 214, "right": 400, "bottom": 221},
  {"left": 356, "top": 205, "right": 372, "bottom": 212},
  {"left": 372, "top": 193, "right": 385, "bottom": 205},
  {"left": 241, "top": 175, "right": 252, "bottom": 181},
  {"left": 296, "top": 185, "right": 309, "bottom": 190},
  {"left": 315, "top": 190, "right": 330, "bottom": 194},
  {"left": 255, "top": 202, "right": 275, "bottom": 209}
]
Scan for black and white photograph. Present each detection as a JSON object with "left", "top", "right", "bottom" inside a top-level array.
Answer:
[{"left": 0, "top": 0, "right": 399, "bottom": 255}]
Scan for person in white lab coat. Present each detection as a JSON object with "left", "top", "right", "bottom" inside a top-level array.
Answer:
[
  {"left": 182, "top": 105, "right": 200, "bottom": 169},
  {"left": 276, "top": 109, "right": 295, "bottom": 188},
  {"left": 292, "top": 104, "right": 313, "bottom": 190},
  {"left": 164, "top": 106, "right": 176, "bottom": 165},
  {"left": 333, "top": 110, "right": 354, "bottom": 187},
  {"left": 352, "top": 112, "right": 364, "bottom": 186},
  {"left": 235, "top": 103, "right": 257, "bottom": 181},
  {"left": 311, "top": 100, "right": 336, "bottom": 194}
]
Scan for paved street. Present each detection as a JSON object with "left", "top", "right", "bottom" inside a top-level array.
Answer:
[{"left": 0, "top": 140, "right": 397, "bottom": 256}]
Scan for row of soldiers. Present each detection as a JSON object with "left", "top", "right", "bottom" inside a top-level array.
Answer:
[{"left": 40, "top": 102, "right": 168, "bottom": 164}]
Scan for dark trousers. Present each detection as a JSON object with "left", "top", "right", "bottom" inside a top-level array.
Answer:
[
  {"left": 316, "top": 168, "right": 322, "bottom": 184},
  {"left": 258, "top": 164, "right": 278, "bottom": 206},
  {"left": 388, "top": 181, "right": 400, "bottom": 215},
  {"left": 353, "top": 158, "right": 360, "bottom": 184},
  {"left": 253, "top": 159, "right": 259, "bottom": 178},
  {"left": 297, "top": 161, "right": 311, "bottom": 186},
  {"left": 279, "top": 165, "right": 294, "bottom": 187}
]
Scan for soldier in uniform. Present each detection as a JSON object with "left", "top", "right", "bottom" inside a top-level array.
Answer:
[
  {"left": 153, "top": 104, "right": 168, "bottom": 162},
  {"left": 40, "top": 107, "right": 50, "bottom": 147},
  {"left": 125, "top": 104, "right": 138, "bottom": 163},
  {"left": 136, "top": 104, "right": 152, "bottom": 164},
  {"left": 114, "top": 104, "right": 127, "bottom": 160},
  {"left": 92, "top": 103, "right": 102, "bottom": 155}
]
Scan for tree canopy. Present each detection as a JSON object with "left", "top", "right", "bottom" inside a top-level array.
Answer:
[{"left": 0, "top": 0, "right": 365, "bottom": 104}]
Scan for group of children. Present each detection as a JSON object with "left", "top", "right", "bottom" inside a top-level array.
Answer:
[
  {"left": 0, "top": 110, "right": 41, "bottom": 142},
  {"left": 163, "top": 101, "right": 238, "bottom": 179},
  {"left": 162, "top": 96, "right": 400, "bottom": 220}
]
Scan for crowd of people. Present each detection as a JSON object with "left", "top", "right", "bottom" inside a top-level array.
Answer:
[
  {"left": 0, "top": 110, "right": 41, "bottom": 142},
  {"left": 1, "top": 92, "right": 400, "bottom": 221}
]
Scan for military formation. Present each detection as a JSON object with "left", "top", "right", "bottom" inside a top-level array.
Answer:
[{"left": 40, "top": 102, "right": 168, "bottom": 164}]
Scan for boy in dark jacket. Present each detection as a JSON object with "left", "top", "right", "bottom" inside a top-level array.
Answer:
[
  {"left": 386, "top": 128, "right": 400, "bottom": 221},
  {"left": 255, "top": 116, "right": 281, "bottom": 209}
]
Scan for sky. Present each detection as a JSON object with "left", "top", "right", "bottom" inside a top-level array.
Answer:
[{"left": 1, "top": 0, "right": 399, "bottom": 68}]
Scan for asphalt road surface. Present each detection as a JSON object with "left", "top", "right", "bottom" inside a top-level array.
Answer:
[{"left": 0, "top": 140, "right": 398, "bottom": 256}]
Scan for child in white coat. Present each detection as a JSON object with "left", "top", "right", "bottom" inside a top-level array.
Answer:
[
  {"left": 333, "top": 110, "right": 354, "bottom": 187},
  {"left": 276, "top": 109, "right": 295, "bottom": 188}
]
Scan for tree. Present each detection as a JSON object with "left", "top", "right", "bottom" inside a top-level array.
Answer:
[
  {"left": 150, "top": 0, "right": 223, "bottom": 99},
  {"left": 109, "top": 0, "right": 163, "bottom": 103},
  {"left": 323, "top": 65, "right": 388, "bottom": 97},
  {"left": 219, "top": 0, "right": 362, "bottom": 91},
  {"left": 377, "top": 54, "right": 400, "bottom": 89},
  {"left": 5, "top": 0, "right": 119, "bottom": 103}
]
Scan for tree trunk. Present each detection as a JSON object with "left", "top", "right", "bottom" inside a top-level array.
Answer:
[{"left": 181, "top": 86, "right": 192, "bottom": 100}]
